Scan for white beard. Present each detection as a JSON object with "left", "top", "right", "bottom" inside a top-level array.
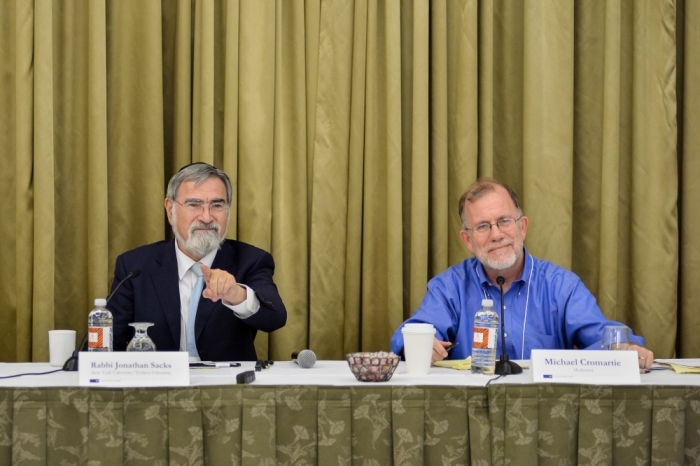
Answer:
[
  {"left": 172, "top": 209, "right": 227, "bottom": 258},
  {"left": 476, "top": 240, "right": 522, "bottom": 270}
]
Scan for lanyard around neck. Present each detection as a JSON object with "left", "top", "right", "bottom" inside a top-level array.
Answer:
[{"left": 475, "top": 254, "right": 534, "bottom": 359}]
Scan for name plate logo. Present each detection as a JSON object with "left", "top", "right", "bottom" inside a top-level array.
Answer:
[
  {"left": 531, "top": 350, "right": 640, "bottom": 385},
  {"left": 79, "top": 352, "right": 189, "bottom": 387}
]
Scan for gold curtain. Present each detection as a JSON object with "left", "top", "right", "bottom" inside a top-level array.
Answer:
[
  {"left": 680, "top": 0, "right": 700, "bottom": 357},
  {"left": 0, "top": 0, "right": 694, "bottom": 362}
]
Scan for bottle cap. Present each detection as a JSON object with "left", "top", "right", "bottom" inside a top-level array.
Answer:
[
  {"left": 481, "top": 299, "right": 494, "bottom": 307},
  {"left": 94, "top": 298, "right": 107, "bottom": 307}
]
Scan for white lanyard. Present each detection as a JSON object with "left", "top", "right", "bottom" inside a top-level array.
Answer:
[{"left": 477, "top": 254, "right": 534, "bottom": 359}]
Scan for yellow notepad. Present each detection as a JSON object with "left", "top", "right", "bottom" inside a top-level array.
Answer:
[
  {"left": 434, "top": 357, "right": 530, "bottom": 371},
  {"left": 434, "top": 357, "right": 472, "bottom": 370},
  {"left": 656, "top": 361, "right": 700, "bottom": 374}
]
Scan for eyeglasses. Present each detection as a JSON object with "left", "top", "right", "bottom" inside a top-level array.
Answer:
[
  {"left": 464, "top": 216, "right": 522, "bottom": 236},
  {"left": 173, "top": 199, "right": 229, "bottom": 214}
]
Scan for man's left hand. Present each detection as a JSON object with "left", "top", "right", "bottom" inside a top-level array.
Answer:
[
  {"left": 200, "top": 264, "right": 247, "bottom": 305},
  {"left": 630, "top": 343, "right": 653, "bottom": 370}
]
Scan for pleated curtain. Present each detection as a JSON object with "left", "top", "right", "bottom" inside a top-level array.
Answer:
[{"left": 0, "top": 0, "right": 696, "bottom": 362}]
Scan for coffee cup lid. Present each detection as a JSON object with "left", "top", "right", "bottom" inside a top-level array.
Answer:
[{"left": 401, "top": 323, "right": 436, "bottom": 333}]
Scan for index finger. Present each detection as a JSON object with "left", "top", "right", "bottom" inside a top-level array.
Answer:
[{"left": 199, "top": 263, "right": 211, "bottom": 280}]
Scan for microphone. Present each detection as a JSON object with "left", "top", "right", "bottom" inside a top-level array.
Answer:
[
  {"left": 106, "top": 269, "right": 141, "bottom": 303},
  {"left": 62, "top": 269, "right": 142, "bottom": 372},
  {"left": 291, "top": 350, "right": 316, "bottom": 368},
  {"left": 494, "top": 276, "right": 522, "bottom": 375}
]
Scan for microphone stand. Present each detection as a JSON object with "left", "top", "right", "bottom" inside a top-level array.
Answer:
[
  {"left": 62, "top": 269, "right": 140, "bottom": 371},
  {"left": 494, "top": 276, "right": 522, "bottom": 375},
  {"left": 62, "top": 332, "right": 88, "bottom": 371}
]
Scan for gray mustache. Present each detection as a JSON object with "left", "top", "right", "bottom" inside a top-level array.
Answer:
[{"left": 190, "top": 222, "right": 220, "bottom": 233}]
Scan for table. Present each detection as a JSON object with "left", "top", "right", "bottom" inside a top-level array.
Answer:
[{"left": 2, "top": 360, "right": 700, "bottom": 465}]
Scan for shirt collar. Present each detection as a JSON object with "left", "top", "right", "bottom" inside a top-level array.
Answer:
[
  {"left": 174, "top": 240, "right": 218, "bottom": 280},
  {"left": 475, "top": 246, "right": 533, "bottom": 290}
]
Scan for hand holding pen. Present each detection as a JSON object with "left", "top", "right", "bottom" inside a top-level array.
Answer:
[{"left": 432, "top": 339, "right": 459, "bottom": 365}]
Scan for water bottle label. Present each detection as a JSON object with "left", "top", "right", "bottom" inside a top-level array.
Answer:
[
  {"left": 473, "top": 327, "right": 496, "bottom": 349},
  {"left": 88, "top": 327, "right": 112, "bottom": 349}
]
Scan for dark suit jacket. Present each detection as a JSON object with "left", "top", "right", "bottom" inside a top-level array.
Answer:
[{"left": 107, "top": 239, "right": 287, "bottom": 361}]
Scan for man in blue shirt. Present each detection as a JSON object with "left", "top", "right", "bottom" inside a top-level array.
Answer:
[{"left": 390, "top": 178, "right": 654, "bottom": 369}]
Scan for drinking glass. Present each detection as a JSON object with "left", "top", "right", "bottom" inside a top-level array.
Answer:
[
  {"left": 127, "top": 323, "right": 156, "bottom": 352},
  {"left": 601, "top": 325, "right": 630, "bottom": 351}
]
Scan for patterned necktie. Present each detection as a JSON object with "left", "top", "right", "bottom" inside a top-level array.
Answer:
[{"left": 187, "top": 263, "right": 204, "bottom": 358}]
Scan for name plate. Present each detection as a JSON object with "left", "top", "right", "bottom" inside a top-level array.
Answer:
[
  {"left": 79, "top": 352, "right": 189, "bottom": 387},
  {"left": 531, "top": 349, "right": 640, "bottom": 384}
]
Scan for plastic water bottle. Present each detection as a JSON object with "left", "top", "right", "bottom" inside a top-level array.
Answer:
[
  {"left": 88, "top": 298, "right": 113, "bottom": 352},
  {"left": 471, "top": 299, "right": 498, "bottom": 374}
]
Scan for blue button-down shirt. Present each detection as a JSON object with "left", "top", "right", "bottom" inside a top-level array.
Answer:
[{"left": 390, "top": 249, "right": 644, "bottom": 360}]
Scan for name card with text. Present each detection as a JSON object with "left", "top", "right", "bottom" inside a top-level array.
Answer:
[
  {"left": 79, "top": 351, "right": 189, "bottom": 387},
  {"left": 531, "top": 349, "right": 640, "bottom": 384}
]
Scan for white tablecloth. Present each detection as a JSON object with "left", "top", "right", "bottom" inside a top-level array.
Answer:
[{"left": 1, "top": 358, "right": 699, "bottom": 387}]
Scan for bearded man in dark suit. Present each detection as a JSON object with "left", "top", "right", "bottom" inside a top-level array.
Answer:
[{"left": 108, "top": 163, "right": 287, "bottom": 361}]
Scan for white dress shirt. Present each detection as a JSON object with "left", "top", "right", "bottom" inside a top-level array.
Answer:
[{"left": 175, "top": 241, "right": 260, "bottom": 359}]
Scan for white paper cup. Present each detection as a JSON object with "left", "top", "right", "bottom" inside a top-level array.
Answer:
[
  {"left": 401, "top": 323, "right": 436, "bottom": 375},
  {"left": 49, "top": 330, "right": 76, "bottom": 367}
]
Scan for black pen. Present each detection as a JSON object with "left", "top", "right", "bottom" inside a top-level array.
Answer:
[
  {"left": 445, "top": 342, "right": 459, "bottom": 351},
  {"left": 189, "top": 362, "right": 241, "bottom": 368}
]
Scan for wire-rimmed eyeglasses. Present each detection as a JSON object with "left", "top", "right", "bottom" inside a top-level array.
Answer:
[
  {"left": 173, "top": 199, "right": 229, "bottom": 214},
  {"left": 464, "top": 216, "right": 522, "bottom": 236}
]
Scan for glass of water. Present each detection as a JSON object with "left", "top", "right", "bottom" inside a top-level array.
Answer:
[
  {"left": 601, "top": 325, "right": 630, "bottom": 351},
  {"left": 127, "top": 323, "right": 156, "bottom": 352}
]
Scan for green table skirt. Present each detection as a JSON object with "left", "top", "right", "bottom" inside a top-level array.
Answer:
[{"left": 2, "top": 384, "right": 699, "bottom": 465}]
